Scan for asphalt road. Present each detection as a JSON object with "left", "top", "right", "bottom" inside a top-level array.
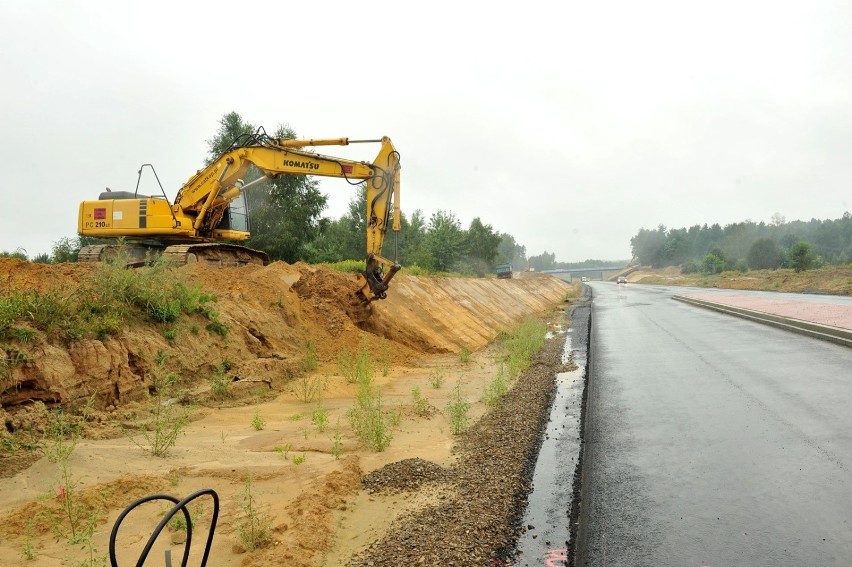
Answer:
[{"left": 576, "top": 282, "right": 852, "bottom": 567}]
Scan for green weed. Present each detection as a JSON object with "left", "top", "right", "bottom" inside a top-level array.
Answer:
[
  {"left": 301, "top": 339, "right": 318, "bottom": 373},
  {"left": 236, "top": 473, "right": 270, "bottom": 551},
  {"left": 274, "top": 443, "right": 293, "bottom": 460},
  {"left": 412, "top": 386, "right": 430, "bottom": 417},
  {"left": 209, "top": 361, "right": 233, "bottom": 399},
  {"left": 502, "top": 317, "right": 547, "bottom": 379},
  {"left": 251, "top": 408, "right": 266, "bottom": 431},
  {"left": 338, "top": 340, "right": 374, "bottom": 385},
  {"left": 347, "top": 365, "right": 392, "bottom": 451},
  {"left": 293, "top": 372, "right": 324, "bottom": 404},
  {"left": 429, "top": 368, "right": 445, "bottom": 389},
  {"left": 131, "top": 356, "right": 192, "bottom": 457},
  {"left": 205, "top": 320, "right": 228, "bottom": 337},
  {"left": 330, "top": 419, "right": 343, "bottom": 460},
  {"left": 445, "top": 379, "right": 471, "bottom": 435},
  {"left": 312, "top": 406, "right": 329, "bottom": 433},
  {"left": 482, "top": 364, "right": 509, "bottom": 408}
]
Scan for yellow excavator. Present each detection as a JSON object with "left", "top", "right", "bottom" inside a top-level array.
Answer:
[{"left": 78, "top": 131, "right": 401, "bottom": 306}]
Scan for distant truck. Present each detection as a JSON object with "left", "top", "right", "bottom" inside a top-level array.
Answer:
[{"left": 495, "top": 263, "right": 513, "bottom": 279}]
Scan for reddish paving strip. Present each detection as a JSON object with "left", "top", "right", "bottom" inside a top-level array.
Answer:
[{"left": 682, "top": 293, "right": 852, "bottom": 331}]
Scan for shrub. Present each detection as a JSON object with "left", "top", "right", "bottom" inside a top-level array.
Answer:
[
  {"left": 747, "top": 238, "right": 783, "bottom": 270},
  {"left": 681, "top": 261, "right": 701, "bottom": 274},
  {"left": 789, "top": 241, "right": 818, "bottom": 272},
  {"left": 330, "top": 419, "right": 344, "bottom": 460},
  {"left": 701, "top": 250, "right": 726, "bottom": 275}
]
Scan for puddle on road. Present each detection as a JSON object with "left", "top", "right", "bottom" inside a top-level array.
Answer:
[{"left": 515, "top": 331, "right": 586, "bottom": 567}]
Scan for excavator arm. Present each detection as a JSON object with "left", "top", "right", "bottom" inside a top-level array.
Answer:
[{"left": 174, "top": 136, "right": 402, "bottom": 302}]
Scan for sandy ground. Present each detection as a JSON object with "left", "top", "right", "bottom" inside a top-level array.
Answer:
[{"left": 0, "top": 340, "right": 546, "bottom": 566}]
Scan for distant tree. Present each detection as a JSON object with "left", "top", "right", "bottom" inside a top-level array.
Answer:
[
  {"left": 528, "top": 251, "right": 556, "bottom": 272},
  {"left": 302, "top": 217, "right": 350, "bottom": 263},
  {"left": 206, "top": 112, "right": 328, "bottom": 263},
  {"left": 630, "top": 225, "right": 667, "bottom": 267},
  {"left": 747, "top": 238, "right": 783, "bottom": 270},
  {"left": 400, "top": 209, "right": 430, "bottom": 268},
  {"left": 423, "top": 210, "right": 467, "bottom": 272},
  {"left": 316, "top": 186, "right": 368, "bottom": 261},
  {"left": 770, "top": 212, "right": 786, "bottom": 227},
  {"left": 466, "top": 217, "right": 501, "bottom": 276},
  {"left": 496, "top": 233, "right": 526, "bottom": 267},
  {"left": 789, "top": 241, "right": 818, "bottom": 272},
  {"left": 662, "top": 228, "right": 691, "bottom": 265}
]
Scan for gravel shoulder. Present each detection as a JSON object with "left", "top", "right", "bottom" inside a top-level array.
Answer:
[{"left": 348, "top": 310, "right": 575, "bottom": 566}]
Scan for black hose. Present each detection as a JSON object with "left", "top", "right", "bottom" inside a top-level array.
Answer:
[{"left": 109, "top": 488, "right": 219, "bottom": 567}]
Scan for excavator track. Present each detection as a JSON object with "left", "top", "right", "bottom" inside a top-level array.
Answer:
[
  {"left": 78, "top": 244, "right": 159, "bottom": 266},
  {"left": 78, "top": 243, "right": 269, "bottom": 267},
  {"left": 162, "top": 244, "right": 269, "bottom": 266}
]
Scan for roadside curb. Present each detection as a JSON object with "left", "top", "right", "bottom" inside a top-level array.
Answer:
[{"left": 672, "top": 295, "right": 852, "bottom": 349}]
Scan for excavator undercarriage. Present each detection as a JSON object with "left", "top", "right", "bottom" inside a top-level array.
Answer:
[{"left": 78, "top": 242, "right": 269, "bottom": 268}]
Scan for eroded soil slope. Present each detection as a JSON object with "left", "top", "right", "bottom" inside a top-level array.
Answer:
[{"left": 0, "top": 259, "right": 571, "bottom": 414}]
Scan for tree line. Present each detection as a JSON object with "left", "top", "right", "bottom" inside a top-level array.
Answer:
[{"left": 630, "top": 212, "right": 852, "bottom": 273}]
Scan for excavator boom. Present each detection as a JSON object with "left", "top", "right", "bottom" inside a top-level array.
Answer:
[{"left": 78, "top": 133, "right": 401, "bottom": 309}]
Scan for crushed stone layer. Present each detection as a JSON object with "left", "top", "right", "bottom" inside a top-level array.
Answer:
[
  {"left": 348, "top": 333, "right": 567, "bottom": 566},
  {"left": 362, "top": 457, "right": 450, "bottom": 495},
  {"left": 682, "top": 293, "right": 852, "bottom": 330}
]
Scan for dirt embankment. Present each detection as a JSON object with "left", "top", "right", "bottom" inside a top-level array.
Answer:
[{"left": 0, "top": 259, "right": 572, "bottom": 415}]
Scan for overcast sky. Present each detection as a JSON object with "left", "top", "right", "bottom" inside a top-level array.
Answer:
[{"left": 1, "top": 1, "right": 850, "bottom": 262}]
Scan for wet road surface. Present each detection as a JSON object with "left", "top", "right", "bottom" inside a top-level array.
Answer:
[{"left": 577, "top": 283, "right": 852, "bottom": 566}]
